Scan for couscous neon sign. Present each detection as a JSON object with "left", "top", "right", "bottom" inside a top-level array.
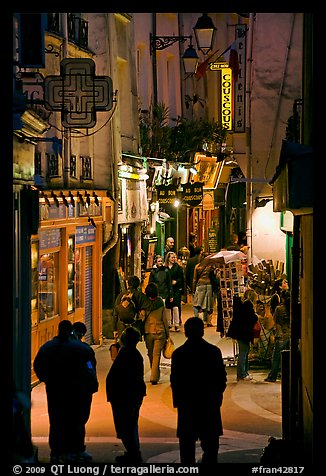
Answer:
[{"left": 221, "top": 68, "right": 232, "bottom": 131}]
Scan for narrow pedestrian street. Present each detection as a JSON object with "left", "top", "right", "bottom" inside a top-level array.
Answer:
[{"left": 31, "top": 303, "right": 282, "bottom": 464}]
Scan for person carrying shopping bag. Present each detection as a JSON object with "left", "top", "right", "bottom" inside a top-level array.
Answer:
[{"left": 143, "top": 282, "right": 170, "bottom": 385}]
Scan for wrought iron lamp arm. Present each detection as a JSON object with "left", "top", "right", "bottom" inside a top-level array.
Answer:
[{"left": 150, "top": 33, "right": 193, "bottom": 54}]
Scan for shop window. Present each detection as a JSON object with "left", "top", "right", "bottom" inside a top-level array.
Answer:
[
  {"left": 38, "top": 251, "right": 59, "bottom": 320},
  {"left": 75, "top": 247, "right": 83, "bottom": 308},
  {"left": 68, "top": 236, "right": 75, "bottom": 313},
  {"left": 31, "top": 241, "right": 39, "bottom": 326}
]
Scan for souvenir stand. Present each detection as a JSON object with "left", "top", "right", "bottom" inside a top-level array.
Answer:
[
  {"left": 217, "top": 260, "right": 246, "bottom": 366},
  {"left": 247, "top": 258, "right": 287, "bottom": 365}
]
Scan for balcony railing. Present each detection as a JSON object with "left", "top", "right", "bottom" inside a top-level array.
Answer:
[{"left": 47, "top": 13, "right": 88, "bottom": 49}]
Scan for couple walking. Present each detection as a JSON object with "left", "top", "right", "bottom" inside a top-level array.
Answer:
[{"left": 106, "top": 315, "right": 227, "bottom": 466}]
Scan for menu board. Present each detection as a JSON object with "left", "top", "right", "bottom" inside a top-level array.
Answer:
[{"left": 208, "top": 228, "right": 218, "bottom": 253}]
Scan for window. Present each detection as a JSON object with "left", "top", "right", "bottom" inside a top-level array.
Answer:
[
  {"left": 38, "top": 252, "right": 59, "bottom": 320},
  {"left": 67, "top": 236, "right": 75, "bottom": 312},
  {"left": 31, "top": 241, "right": 39, "bottom": 326},
  {"left": 75, "top": 248, "right": 83, "bottom": 308}
]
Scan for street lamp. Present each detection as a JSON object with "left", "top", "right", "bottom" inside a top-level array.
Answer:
[
  {"left": 193, "top": 13, "right": 217, "bottom": 55},
  {"left": 174, "top": 198, "right": 180, "bottom": 253}
]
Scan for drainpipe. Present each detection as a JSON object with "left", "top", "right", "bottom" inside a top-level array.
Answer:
[
  {"left": 62, "top": 13, "right": 70, "bottom": 188},
  {"left": 152, "top": 13, "right": 158, "bottom": 105},
  {"left": 102, "top": 13, "right": 119, "bottom": 257},
  {"left": 245, "top": 13, "right": 254, "bottom": 263}
]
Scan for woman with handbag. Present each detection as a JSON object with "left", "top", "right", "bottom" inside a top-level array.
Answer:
[{"left": 143, "top": 282, "right": 170, "bottom": 385}]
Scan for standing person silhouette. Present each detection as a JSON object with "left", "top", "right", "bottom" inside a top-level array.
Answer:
[
  {"left": 227, "top": 296, "right": 258, "bottom": 381},
  {"left": 33, "top": 320, "right": 96, "bottom": 463},
  {"left": 106, "top": 326, "right": 146, "bottom": 464},
  {"left": 265, "top": 290, "right": 291, "bottom": 382},
  {"left": 71, "top": 321, "right": 98, "bottom": 461},
  {"left": 192, "top": 253, "right": 215, "bottom": 326},
  {"left": 170, "top": 317, "right": 227, "bottom": 465},
  {"left": 185, "top": 246, "right": 203, "bottom": 300}
]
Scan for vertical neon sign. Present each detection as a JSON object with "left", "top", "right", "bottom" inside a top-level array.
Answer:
[{"left": 220, "top": 68, "right": 232, "bottom": 130}]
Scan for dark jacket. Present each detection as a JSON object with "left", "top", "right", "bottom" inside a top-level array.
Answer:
[
  {"left": 166, "top": 263, "right": 185, "bottom": 308},
  {"left": 170, "top": 338, "right": 227, "bottom": 438},
  {"left": 106, "top": 345, "right": 146, "bottom": 406},
  {"left": 227, "top": 297, "right": 258, "bottom": 343},
  {"left": 33, "top": 335, "right": 94, "bottom": 394},
  {"left": 149, "top": 266, "right": 172, "bottom": 300},
  {"left": 185, "top": 254, "right": 201, "bottom": 292}
]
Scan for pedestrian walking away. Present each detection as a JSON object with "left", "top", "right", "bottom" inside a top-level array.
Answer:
[
  {"left": 185, "top": 246, "right": 203, "bottom": 299},
  {"left": 170, "top": 317, "right": 227, "bottom": 465},
  {"left": 106, "top": 326, "right": 146, "bottom": 464},
  {"left": 192, "top": 252, "right": 215, "bottom": 326},
  {"left": 33, "top": 320, "right": 98, "bottom": 463},
  {"left": 112, "top": 275, "right": 148, "bottom": 340},
  {"left": 227, "top": 295, "right": 258, "bottom": 381},
  {"left": 143, "top": 282, "right": 170, "bottom": 385}
]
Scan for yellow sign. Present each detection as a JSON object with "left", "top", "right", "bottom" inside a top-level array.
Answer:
[
  {"left": 209, "top": 61, "right": 229, "bottom": 70},
  {"left": 220, "top": 68, "right": 232, "bottom": 131}
]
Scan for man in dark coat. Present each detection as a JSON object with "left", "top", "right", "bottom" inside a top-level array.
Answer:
[
  {"left": 71, "top": 321, "right": 99, "bottom": 460},
  {"left": 185, "top": 246, "right": 203, "bottom": 294},
  {"left": 170, "top": 317, "right": 227, "bottom": 465},
  {"left": 106, "top": 326, "right": 146, "bottom": 464},
  {"left": 33, "top": 320, "right": 96, "bottom": 463}
]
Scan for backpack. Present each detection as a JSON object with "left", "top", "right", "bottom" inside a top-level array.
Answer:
[{"left": 115, "top": 291, "right": 137, "bottom": 323}]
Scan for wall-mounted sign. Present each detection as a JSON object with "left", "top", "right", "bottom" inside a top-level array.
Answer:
[
  {"left": 76, "top": 225, "right": 96, "bottom": 244},
  {"left": 208, "top": 227, "right": 219, "bottom": 253},
  {"left": 209, "top": 61, "right": 229, "bottom": 71},
  {"left": 39, "top": 229, "right": 61, "bottom": 250},
  {"left": 234, "top": 24, "right": 247, "bottom": 132},
  {"left": 44, "top": 58, "right": 113, "bottom": 128},
  {"left": 220, "top": 68, "right": 233, "bottom": 131},
  {"left": 182, "top": 182, "right": 203, "bottom": 207},
  {"left": 156, "top": 185, "right": 177, "bottom": 205}
]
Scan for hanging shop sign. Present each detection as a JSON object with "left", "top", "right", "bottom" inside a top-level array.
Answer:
[
  {"left": 234, "top": 24, "right": 247, "bottom": 132},
  {"left": 156, "top": 184, "right": 178, "bottom": 215},
  {"left": 220, "top": 68, "right": 233, "bottom": 131},
  {"left": 182, "top": 182, "right": 203, "bottom": 207},
  {"left": 192, "top": 154, "right": 224, "bottom": 189},
  {"left": 156, "top": 185, "right": 177, "bottom": 205},
  {"left": 44, "top": 58, "right": 113, "bottom": 128}
]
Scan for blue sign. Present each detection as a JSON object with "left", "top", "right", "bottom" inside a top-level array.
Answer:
[{"left": 76, "top": 226, "right": 96, "bottom": 244}]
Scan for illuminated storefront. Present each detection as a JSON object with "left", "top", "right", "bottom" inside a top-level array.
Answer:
[{"left": 30, "top": 190, "right": 106, "bottom": 384}]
